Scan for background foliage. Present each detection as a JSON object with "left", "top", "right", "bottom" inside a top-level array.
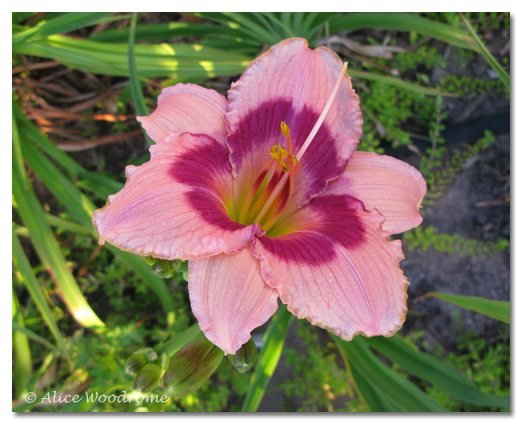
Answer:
[{"left": 12, "top": 12, "right": 510, "bottom": 412}]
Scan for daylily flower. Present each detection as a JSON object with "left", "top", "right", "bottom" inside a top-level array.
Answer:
[{"left": 93, "top": 38, "right": 426, "bottom": 354}]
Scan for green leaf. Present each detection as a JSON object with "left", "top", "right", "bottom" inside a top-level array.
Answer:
[
  {"left": 349, "top": 365, "right": 406, "bottom": 411},
  {"left": 335, "top": 336, "right": 446, "bottom": 412},
  {"left": 109, "top": 249, "right": 176, "bottom": 327},
  {"left": 12, "top": 146, "right": 105, "bottom": 329},
  {"left": 21, "top": 140, "right": 97, "bottom": 228},
  {"left": 460, "top": 13, "right": 510, "bottom": 90},
  {"left": 17, "top": 126, "right": 176, "bottom": 325},
  {"left": 12, "top": 112, "right": 26, "bottom": 190},
  {"left": 242, "top": 306, "right": 294, "bottom": 412},
  {"left": 12, "top": 320, "right": 61, "bottom": 354},
  {"left": 89, "top": 21, "right": 249, "bottom": 43},
  {"left": 425, "top": 292, "right": 510, "bottom": 324},
  {"left": 13, "top": 233, "right": 68, "bottom": 353},
  {"left": 193, "top": 12, "right": 280, "bottom": 45},
  {"left": 329, "top": 13, "right": 478, "bottom": 52},
  {"left": 12, "top": 12, "right": 116, "bottom": 44},
  {"left": 77, "top": 171, "right": 124, "bottom": 199},
  {"left": 348, "top": 68, "right": 460, "bottom": 97},
  {"left": 128, "top": 12, "right": 153, "bottom": 144},
  {"left": 366, "top": 335, "right": 510, "bottom": 408},
  {"left": 12, "top": 12, "right": 37, "bottom": 24},
  {"left": 13, "top": 101, "right": 84, "bottom": 176},
  {"left": 13, "top": 35, "right": 252, "bottom": 82},
  {"left": 12, "top": 289, "right": 32, "bottom": 399}
]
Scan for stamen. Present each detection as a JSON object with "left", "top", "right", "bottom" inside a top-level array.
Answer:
[
  {"left": 295, "top": 62, "right": 348, "bottom": 161},
  {"left": 247, "top": 164, "right": 283, "bottom": 224},
  {"left": 281, "top": 121, "right": 293, "bottom": 157},
  {"left": 278, "top": 159, "right": 289, "bottom": 172},
  {"left": 246, "top": 60, "right": 346, "bottom": 233},
  {"left": 262, "top": 165, "right": 295, "bottom": 231},
  {"left": 270, "top": 145, "right": 281, "bottom": 159},
  {"left": 278, "top": 145, "right": 289, "bottom": 158},
  {"left": 281, "top": 121, "right": 290, "bottom": 137},
  {"left": 253, "top": 172, "right": 289, "bottom": 225},
  {"left": 252, "top": 119, "right": 297, "bottom": 225},
  {"left": 238, "top": 158, "right": 276, "bottom": 223}
]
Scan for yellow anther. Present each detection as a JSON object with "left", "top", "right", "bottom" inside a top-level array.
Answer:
[
  {"left": 270, "top": 145, "right": 281, "bottom": 159},
  {"left": 279, "top": 158, "right": 290, "bottom": 172},
  {"left": 291, "top": 155, "right": 299, "bottom": 164},
  {"left": 281, "top": 121, "right": 290, "bottom": 137},
  {"left": 278, "top": 145, "right": 289, "bottom": 158}
]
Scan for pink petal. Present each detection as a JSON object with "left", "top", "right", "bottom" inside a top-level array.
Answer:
[
  {"left": 325, "top": 151, "right": 427, "bottom": 234},
  {"left": 189, "top": 248, "right": 279, "bottom": 354},
  {"left": 253, "top": 194, "right": 408, "bottom": 340},
  {"left": 225, "top": 38, "right": 362, "bottom": 215},
  {"left": 92, "top": 132, "right": 258, "bottom": 260},
  {"left": 137, "top": 83, "right": 228, "bottom": 144}
]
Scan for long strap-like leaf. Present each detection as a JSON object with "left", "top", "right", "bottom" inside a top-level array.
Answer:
[
  {"left": 335, "top": 335, "right": 446, "bottom": 412},
  {"left": 424, "top": 292, "right": 510, "bottom": 324},
  {"left": 12, "top": 141, "right": 105, "bottom": 329},
  {"left": 18, "top": 127, "right": 176, "bottom": 325},
  {"left": 13, "top": 233, "right": 68, "bottom": 353},
  {"left": 460, "top": 13, "right": 509, "bottom": 90},
  {"left": 242, "top": 306, "right": 294, "bottom": 412},
  {"left": 367, "top": 335, "right": 510, "bottom": 408},
  {"left": 329, "top": 13, "right": 478, "bottom": 52}
]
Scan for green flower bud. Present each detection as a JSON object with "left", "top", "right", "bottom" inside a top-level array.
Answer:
[
  {"left": 139, "top": 255, "right": 160, "bottom": 266},
  {"left": 178, "top": 262, "right": 189, "bottom": 281},
  {"left": 125, "top": 347, "right": 158, "bottom": 375},
  {"left": 163, "top": 332, "right": 223, "bottom": 397},
  {"left": 135, "top": 347, "right": 158, "bottom": 362},
  {"left": 125, "top": 352, "right": 148, "bottom": 375},
  {"left": 134, "top": 363, "right": 162, "bottom": 393},
  {"left": 227, "top": 338, "right": 258, "bottom": 373},
  {"left": 152, "top": 259, "right": 182, "bottom": 279}
]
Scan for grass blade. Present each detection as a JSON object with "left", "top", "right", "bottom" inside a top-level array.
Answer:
[
  {"left": 242, "top": 306, "right": 294, "bottom": 412},
  {"left": 12, "top": 12, "right": 115, "bottom": 44},
  {"left": 335, "top": 336, "right": 446, "bottom": 412},
  {"left": 89, "top": 21, "right": 243, "bottom": 43},
  {"left": 77, "top": 171, "right": 124, "bottom": 198},
  {"left": 194, "top": 12, "right": 279, "bottom": 45},
  {"left": 128, "top": 12, "right": 153, "bottom": 144},
  {"left": 460, "top": 13, "right": 510, "bottom": 90},
  {"left": 349, "top": 365, "right": 406, "bottom": 411},
  {"left": 12, "top": 289, "right": 33, "bottom": 399},
  {"left": 424, "top": 292, "right": 510, "bottom": 324},
  {"left": 19, "top": 131, "right": 176, "bottom": 325},
  {"left": 348, "top": 68, "right": 460, "bottom": 97},
  {"left": 43, "top": 214, "right": 93, "bottom": 235},
  {"left": 258, "top": 12, "right": 295, "bottom": 39},
  {"left": 13, "top": 129, "right": 105, "bottom": 329},
  {"left": 13, "top": 103, "right": 175, "bottom": 324},
  {"left": 329, "top": 13, "right": 478, "bottom": 52},
  {"left": 108, "top": 249, "right": 176, "bottom": 327},
  {"left": 13, "top": 233, "right": 69, "bottom": 353},
  {"left": 12, "top": 12, "right": 37, "bottom": 24},
  {"left": 13, "top": 35, "right": 252, "bottom": 82},
  {"left": 366, "top": 335, "right": 510, "bottom": 408},
  {"left": 12, "top": 112, "right": 26, "bottom": 189},
  {"left": 12, "top": 320, "right": 61, "bottom": 354}
]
